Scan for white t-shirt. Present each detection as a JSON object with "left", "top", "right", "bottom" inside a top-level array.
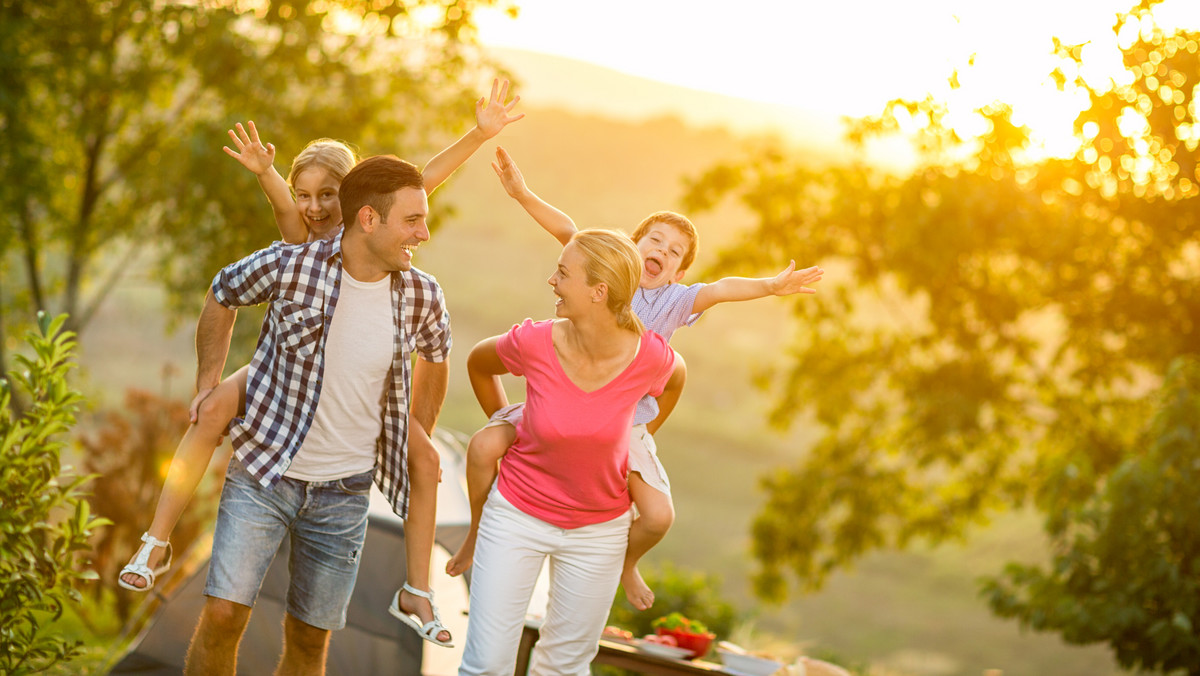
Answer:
[{"left": 285, "top": 270, "right": 393, "bottom": 481}]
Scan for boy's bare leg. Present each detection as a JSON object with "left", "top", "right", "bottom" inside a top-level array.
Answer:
[
  {"left": 120, "top": 367, "right": 247, "bottom": 589},
  {"left": 396, "top": 427, "right": 450, "bottom": 644},
  {"left": 445, "top": 424, "right": 515, "bottom": 577},
  {"left": 621, "top": 472, "right": 675, "bottom": 610}
]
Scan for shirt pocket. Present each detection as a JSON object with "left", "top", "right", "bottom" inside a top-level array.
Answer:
[{"left": 276, "top": 302, "right": 323, "bottom": 358}]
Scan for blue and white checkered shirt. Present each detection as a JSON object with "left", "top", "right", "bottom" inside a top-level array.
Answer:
[{"left": 210, "top": 231, "right": 451, "bottom": 517}]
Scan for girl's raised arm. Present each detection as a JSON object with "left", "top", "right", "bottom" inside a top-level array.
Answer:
[
  {"left": 421, "top": 78, "right": 524, "bottom": 195},
  {"left": 223, "top": 121, "right": 307, "bottom": 243}
]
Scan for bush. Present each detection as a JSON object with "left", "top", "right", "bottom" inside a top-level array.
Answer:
[
  {"left": 607, "top": 562, "right": 739, "bottom": 639},
  {"left": 0, "top": 313, "right": 109, "bottom": 675}
]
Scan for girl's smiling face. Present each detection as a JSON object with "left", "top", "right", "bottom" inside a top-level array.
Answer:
[{"left": 293, "top": 166, "right": 342, "bottom": 238}]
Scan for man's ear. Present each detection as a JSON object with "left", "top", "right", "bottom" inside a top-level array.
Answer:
[{"left": 357, "top": 205, "right": 376, "bottom": 232}]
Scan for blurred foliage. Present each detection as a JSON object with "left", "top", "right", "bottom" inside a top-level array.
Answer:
[
  {"left": 0, "top": 0, "right": 503, "bottom": 372},
  {"left": 599, "top": 562, "right": 739, "bottom": 676},
  {"left": 607, "top": 562, "right": 738, "bottom": 639},
  {"left": 0, "top": 313, "right": 110, "bottom": 675},
  {"left": 983, "top": 356, "right": 1200, "bottom": 674},
  {"left": 682, "top": 0, "right": 1200, "bottom": 666},
  {"left": 78, "top": 389, "right": 217, "bottom": 623}
]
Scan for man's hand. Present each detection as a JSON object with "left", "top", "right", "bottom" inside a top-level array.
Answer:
[
  {"left": 223, "top": 121, "right": 275, "bottom": 176},
  {"left": 768, "top": 261, "right": 825, "bottom": 296},
  {"left": 188, "top": 387, "right": 217, "bottom": 424},
  {"left": 475, "top": 78, "right": 524, "bottom": 140}
]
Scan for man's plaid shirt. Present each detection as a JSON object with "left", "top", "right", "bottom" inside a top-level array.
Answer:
[{"left": 210, "top": 231, "right": 451, "bottom": 518}]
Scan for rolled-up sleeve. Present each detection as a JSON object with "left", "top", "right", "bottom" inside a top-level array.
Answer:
[
  {"left": 413, "top": 282, "right": 452, "bottom": 363},
  {"left": 210, "top": 244, "right": 282, "bottom": 309}
]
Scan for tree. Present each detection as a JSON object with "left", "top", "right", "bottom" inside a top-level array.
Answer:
[
  {"left": 0, "top": 0, "right": 503, "bottom": 373},
  {"left": 0, "top": 313, "right": 109, "bottom": 675},
  {"left": 983, "top": 357, "right": 1200, "bottom": 674},
  {"left": 682, "top": 0, "right": 1200, "bottom": 663}
]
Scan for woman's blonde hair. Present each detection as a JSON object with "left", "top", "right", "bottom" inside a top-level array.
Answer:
[
  {"left": 287, "top": 138, "right": 358, "bottom": 190},
  {"left": 570, "top": 229, "right": 646, "bottom": 335}
]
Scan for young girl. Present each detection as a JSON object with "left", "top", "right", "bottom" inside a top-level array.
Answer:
[
  {"left": 118, "top": 79, "right": 523, "bottom": 649},
  {"left": 445, "top": 146, "right": 823, "bottom": 611}
]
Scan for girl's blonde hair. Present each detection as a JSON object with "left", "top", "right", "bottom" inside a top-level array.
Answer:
[
  {"left": 570, "top": 229, "right": 646, "bottom": 335},
  {"left": 287, "top": 138, "right": 358, "bottom": 190}
]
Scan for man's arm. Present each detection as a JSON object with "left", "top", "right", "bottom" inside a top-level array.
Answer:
[
  {"left": 492, "top": 146, "right": 577, "bottom": 246},
  {"left": 646, "top": 352, "right": 686, "bottom": 435},
  {"left": 691, "top": 261, "right": 825, "bottom": 314},
  {"left": 421, "top": 78, "right": 524, "bottom": 195},
  {"left": 466, "top": 336, "right": 510, "bottom": 418},
  {"left": 192, "top": 289, "right": 238, "bottom": 421},
  {"left": 223, "top": 121, "right": 307, "bottom": 243},
  {"left": 410, "top": 357, "right": 449, "bottom": 435}
]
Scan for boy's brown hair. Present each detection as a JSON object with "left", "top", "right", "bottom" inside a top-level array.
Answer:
[{"left": 629, "top": 211, "right": 699, "bottom": 272}]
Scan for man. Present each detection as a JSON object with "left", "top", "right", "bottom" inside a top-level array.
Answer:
[{"left": 183, "top": 155, "right": 450, "bottom": 676}]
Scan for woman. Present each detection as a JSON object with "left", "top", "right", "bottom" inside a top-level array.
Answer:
[{"left": 459, "top": 229, "right": 685, "bottom": 675}]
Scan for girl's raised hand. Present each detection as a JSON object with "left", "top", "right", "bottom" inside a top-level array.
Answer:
[
  {"left": 476, "top": 78, "right": 524, "bottom": 139},
  {"left": 222, "top": 121, "right": 275, "bottom": 176}
]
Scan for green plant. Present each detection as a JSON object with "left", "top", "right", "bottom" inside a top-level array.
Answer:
[
  {"left": 0, "top": 312, "right": 110, "bottom": 675},
  {"left": 608, "top": 562, "right": 738, "bottom": 638}
]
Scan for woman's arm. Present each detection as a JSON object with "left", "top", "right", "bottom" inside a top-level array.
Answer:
[
  {"left": 422, "top": 78, "right": 524, "bottom": 195},
  {"left": 492, "top": 146, "right": 577, "bottom": 246},
  {"left": 467, "top": 336, "right": 511, "bottom": 418},
  {"left": 223, "top": 121, "right": 307, "bottom": 243},
  {"left": 646, "top": 351, "right": 686, "bottom": 435},
  {"left": 691, "top": 261, "right": 824, "bottom": 314}
]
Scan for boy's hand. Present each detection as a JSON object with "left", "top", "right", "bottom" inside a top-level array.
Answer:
[
  {"left": 768, "top": 261, "right": 824, "bottom": 296},
  {"left": 476, "top": 78, "right": 524, "bottom": 139},
  {"left": 491, "top": 146, "right": 529, "bottom": 199},
  {"left": 223, "top": 121, "right": 275, "bottom": 176}
]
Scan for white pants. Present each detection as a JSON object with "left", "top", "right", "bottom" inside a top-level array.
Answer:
[{"left": 459, "top": 487, "right": 632, "bottom": 676}]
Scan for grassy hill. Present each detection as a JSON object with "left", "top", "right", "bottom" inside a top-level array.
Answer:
[{"left": 79, "top": 104, "right": 1119, "bottom": 675}]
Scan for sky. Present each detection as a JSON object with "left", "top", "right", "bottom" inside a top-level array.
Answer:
[{"left": 472, "top": 0, "right": 1200, "bottom": 155}]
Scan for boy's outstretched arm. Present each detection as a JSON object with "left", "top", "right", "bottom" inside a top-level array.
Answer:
[
  {"left": 647, "top": 352, "right": 686, "bottom": 435},
  {"left": 422, "top": 78, "right": 524, "bottom": 195},
  {"left": 492, "top": 146, "right": 577, "bottom": 246},
  {"left": 691, "top": 260, "right": 824, "bottom": 314},
  {"left": 223, "top": 121, "right": 307, "bottom": 243}
]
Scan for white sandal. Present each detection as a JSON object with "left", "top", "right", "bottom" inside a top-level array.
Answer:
[
  {"left": 118, "top": 532, "right": 172, "bottom": 592},
  {"left": 388, "top": 583, "right": 454, "bottom": 647}
]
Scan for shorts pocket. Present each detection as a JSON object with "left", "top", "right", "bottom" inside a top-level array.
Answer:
[
  {"left": 336, "top": 471, "right": 375, "bottom": 495},
  {"left": 276, "top": 302, "right": 323, "bottom": 358}
]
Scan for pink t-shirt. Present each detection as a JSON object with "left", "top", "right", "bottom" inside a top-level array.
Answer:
[{"left": 495, "top": 319, "right": 676, "bottom": 528}]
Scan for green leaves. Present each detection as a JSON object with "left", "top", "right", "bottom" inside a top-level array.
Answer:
[
  {"left": 0, "top": 314, "right": 103, "bottom": 675},
  {"left": 685, "top": 2, "right": 1200, "bottom": 668}
]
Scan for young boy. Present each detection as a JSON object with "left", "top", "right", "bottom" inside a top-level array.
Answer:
[{"left": 445, "top": 147, "right": 823, "bottom": 610}]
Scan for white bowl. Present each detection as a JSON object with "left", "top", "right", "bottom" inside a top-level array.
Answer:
[
  {"left": 718, "top": 648, "right": 785, "bottom": 676},
  {"left": 636, "top": 639, "right": 694, "bottom": 660}
]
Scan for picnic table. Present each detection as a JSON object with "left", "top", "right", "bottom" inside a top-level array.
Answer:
[{"left": 516, "top": 619, "right": 732, "bottom": 675}]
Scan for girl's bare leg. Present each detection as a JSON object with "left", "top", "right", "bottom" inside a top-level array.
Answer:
[
  {"left": 396, "top": 426, "right": 450, "bottom": 644},
  {"left": 621, "top": 472, "right": 675, "bottom": 610},
  {"left": 120, "top": 366, "right": 248, "bottom": 589},
  {"left": 444, "top": 423, "right": 515, "bottom": 577}
]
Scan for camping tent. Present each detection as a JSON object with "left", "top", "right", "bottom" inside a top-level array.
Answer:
[{"left": 110, "top": 428, "right": 476, "bottom": 676}]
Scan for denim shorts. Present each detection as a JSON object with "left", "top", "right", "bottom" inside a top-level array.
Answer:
[{"left": 203, "top": 459, "right": 373, "bottom": 630}]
